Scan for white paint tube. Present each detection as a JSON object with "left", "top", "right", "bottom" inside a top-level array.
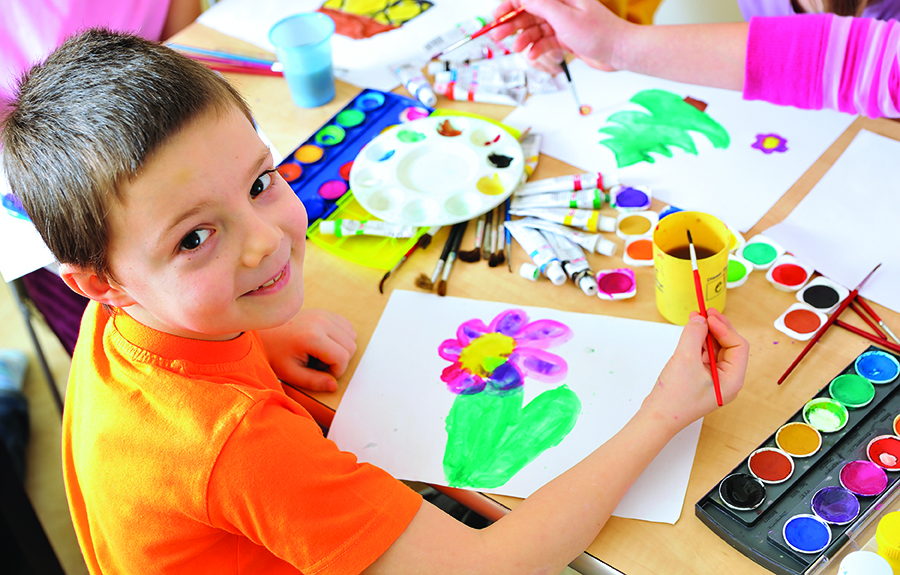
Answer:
[
  {"left": 422, "top": 16, "right": 489, "bottom": 58},
  {"left": 392, "top": 63, "right": 437, "bottom": 107},
  {"left": 540, "top": 230, "right": 598, "bottom": 296},
  {"left": 317, "top": 219, "right": 418, "bottom": 238},
  {"left": 504, "top": 220, "right": 567, "bottom": 285},
  {"left": 507, "top": 206, "right": 617, "bottom": 235},
  {"left": 519, "top": 132, "right": 542, "bottom": 179},
  {"left": 517, "top": 171, "right": 618, "bottom": 196},
  {"left": 441, "top": 83, "right": 526, "bottom": 106},
  {"left": 511, "top": 189, "right": 605, "bottom": 211},
  {"left": 514, "top": 217, "right": 617, "bottom": 256}
]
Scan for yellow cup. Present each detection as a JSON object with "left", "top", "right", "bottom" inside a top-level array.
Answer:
[
  {"left": 652, "top": 211, "right": 729, "bottom": 325},
  {"left": 876, "top": 511, "right": 900, "bottom": 573}
]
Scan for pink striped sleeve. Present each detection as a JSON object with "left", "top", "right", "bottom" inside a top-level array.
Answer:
[{"left": 744, "top": 14, "right": 900, "bottom": 118}]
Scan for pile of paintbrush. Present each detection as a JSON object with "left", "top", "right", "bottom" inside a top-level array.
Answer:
[
  {"left": 457, "top": 199, "right": 512, "bottom": 273},
  {"left": 415, "top": 221, "right": 468, "bottom": 296}
]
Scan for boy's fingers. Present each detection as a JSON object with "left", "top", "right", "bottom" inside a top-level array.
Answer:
[
  {"left": 674, "top": 313, "right": 709, "bottom": 356},
  {"left": 706, "top": 310, "right": 749, "bottom": 373}
]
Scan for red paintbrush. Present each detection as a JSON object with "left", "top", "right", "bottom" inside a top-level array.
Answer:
[
  {"left": 854, "top": 296, "right": 900, "bottom": 345},
  {"left": 429, "top": 6, "right": 526, "bottom": 59},
  {"left": 778, "top": 263, "right": 882, "bottom": 385},
  {"left": 834, "top": 319, "right": 900, "bottom": 355},
  {"left": 687, "top": 230, "right": 723, "bottom": 406}
]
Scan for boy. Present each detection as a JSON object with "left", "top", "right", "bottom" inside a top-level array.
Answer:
[{"left": 3, "top": 29, "right": 748, "bottom": 574}]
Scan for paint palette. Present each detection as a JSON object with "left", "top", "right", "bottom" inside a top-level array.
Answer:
[
  {"left": 279, "top": 89, "right": 432, "bottom": 225},
  {"left": 349, "top": 116, "right": 525, "bottom": 226},
  {"left": 696, "top": 346, "right": 900, "bottom": 575}
]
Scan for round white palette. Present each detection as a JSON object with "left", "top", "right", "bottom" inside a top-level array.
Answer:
[{"left": 350, "top": 116, "right": 525, "bottom": 226}]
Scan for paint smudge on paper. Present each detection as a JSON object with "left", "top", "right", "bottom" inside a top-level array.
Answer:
[
  {"left": 752, "top": 133, "right": 789, "bottom": 154},
  {"left": 579, "top": 104, "right": 592, "bottom": 116},
  {"left": 319, "top": 0, "right": 433, "bottom": 39},
  {"left": 598, "top": 89, "right": 730, "bottom": 168},
  {"left": 438, "top": 309, "right": 581, "bottom": 488}
]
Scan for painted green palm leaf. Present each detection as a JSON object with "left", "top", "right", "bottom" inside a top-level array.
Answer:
[{"left": 599, "top": 89, "right": 730, "bottom": 168}]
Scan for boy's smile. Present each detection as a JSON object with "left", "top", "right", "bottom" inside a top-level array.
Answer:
[{"left": 100, "top": 105, "right": 308, "bottom": 341}]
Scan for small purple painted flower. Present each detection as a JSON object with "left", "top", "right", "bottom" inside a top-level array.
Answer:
[
  {"left": 751, "top": 133, "right": 789, "bottom": 154},
  {"left": 437, "top": 309, "right": 573, "bottom": 395}
]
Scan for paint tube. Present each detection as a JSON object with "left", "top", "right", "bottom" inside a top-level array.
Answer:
[
  {"left": 540, "top": 230, "right": 598, "bottom": 296},
  {"left": 317, "top": 219, "right": 418, "bottom": 239},
  {"left": 440, "top": 83, "right": 526, "bottom": 106},
  {"left": 422, "top": 16, "right": 489, "bottom": 58},
  {"left": 392, "top": 63, "right": 437, "bottom": 107},
  {"left": 517, "top": 171, "right": 618, "bottom": 196},
  {"left": 519, "top": 132, "right": 541, "bottom": 179},
  {"left": 504, "top": 220, "right": 567, "bottom": 285},
  {"left": 515, "top": 217, "right": 617, "bottom": 256},
  {"left": 507, "top": 206, "right": 617, "bottom": 235},
  {"left": 511, "top": 189, "right": 605, "bottom": 211}
]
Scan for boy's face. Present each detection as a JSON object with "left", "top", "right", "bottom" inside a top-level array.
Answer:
[{"left": 103, "top": 105, "right": 307, "bottom": 341}]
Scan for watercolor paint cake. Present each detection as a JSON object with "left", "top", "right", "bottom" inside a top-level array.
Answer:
[{"left": 696, "top": 346, "right": 900, "bottom": 575}]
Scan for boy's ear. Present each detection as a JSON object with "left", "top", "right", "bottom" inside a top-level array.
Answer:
[{"left": 58, "top": 263, "right": 137, "bottom": 307}]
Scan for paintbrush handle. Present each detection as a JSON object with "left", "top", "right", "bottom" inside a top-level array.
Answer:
[
  {"left": 470, "top": 5, "right": 526, "bottom": 39},
  {"left": 692, "top": 269, "right": 722, "bottom": 405},
  {"left": 835, "top": 319, "right": 900, "bottom": 354},
  {"left": 850, "top": 300, "right": 887, "bottom": 339},
  {"left": 856, "top": 297, "right": 900, "bottom": 344},
  {"left": 778, "top": 288, "right": 858, "bottom": 385}
]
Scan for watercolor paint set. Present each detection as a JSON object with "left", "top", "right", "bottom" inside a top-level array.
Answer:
[
  {"left": 276, "top": 89, "right": 433, "bottom": 269},
  {"left": 696, "top": 346, "right": 900, "bottom": 575}
]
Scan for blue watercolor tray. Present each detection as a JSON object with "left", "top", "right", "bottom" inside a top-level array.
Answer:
[
  {"left": 277, "top": 89, "right": 433, "bottom": 269},
  {"left": 696, "top": 345, "right": 900, "bottom": 575}
]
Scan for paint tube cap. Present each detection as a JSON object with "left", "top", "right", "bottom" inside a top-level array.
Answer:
[
  {"left": 318, "top": 221, "right": 336, "bottom": 235},
  {"left": 839, "top": 551, "right": 893, "bottom": 575},
  {"left": 545, "top": 261, "right": 567, "bottom": 286},
  {"left": 578, "top": 275, "right": 598, "bottom": 296},
  {"left": 519, "top": 263, "right": 540, "bottom": 281},
  {"left": 598, "top": 216, "right": 616, "bottom": 233},
  {"left": 595, "top": 237, "right": 618, "bottom": 257},
  {"left": 877, "top": 512, "right": 900, "bottom": 568}
]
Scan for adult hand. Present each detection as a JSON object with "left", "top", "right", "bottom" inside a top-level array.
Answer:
[
  {"left": 490, "top": 0, "right": 630, "bottom": 71},
  {"left": 257, "top": 308, "right": 357, "bottom": 392}
]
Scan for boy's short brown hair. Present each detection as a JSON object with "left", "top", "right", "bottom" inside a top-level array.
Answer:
[{"left": 1, "top": 28, "right": 254, "bottom": 280}]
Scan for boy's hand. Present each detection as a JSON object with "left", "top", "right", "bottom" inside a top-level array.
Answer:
[
  {"left": 257, "top": 309, "right": 357, "bottom": 392},
  {"left": 641, "top": 309, "right": 749, "bottom": 434},
  {"left": 490, "top": 0, "right": 629, "bottom": 72}
]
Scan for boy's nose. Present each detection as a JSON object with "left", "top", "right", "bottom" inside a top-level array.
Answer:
[{"left": 241, "top": 214, "right": 282, "bottom": 268}]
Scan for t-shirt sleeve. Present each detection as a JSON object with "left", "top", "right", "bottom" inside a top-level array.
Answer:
[
  {"left": 206, "top": 397, "right": 422, "bottom": 574},
  {"left": 744, "top": 14, "right": 900, "bottom": 118}
]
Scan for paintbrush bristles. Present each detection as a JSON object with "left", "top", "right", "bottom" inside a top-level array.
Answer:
[
  {"left": 488, "top": 252, "right": 505, "bottom": 267},
  {"left": 457, "top": 249, "right": 481, "bottom": 263},
  {"left": 414, "top": 273, "right": 434, "bottom": 291},
  {"left": 436, "top": 280, "right": 447, "bottom": 296}
]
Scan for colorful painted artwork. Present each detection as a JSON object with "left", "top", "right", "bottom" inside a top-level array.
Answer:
[
  {"left": 598, "top": 89, "right": 730, "bottom": 168},
  {"left": 319, "top": 0, "right": 434, "bottom": 39},
  {"left": 752, "top": 133, "right": 789, "bottom": 154},
  {"left": 438, "top": 309, "right": 581, "bottom": 488}
]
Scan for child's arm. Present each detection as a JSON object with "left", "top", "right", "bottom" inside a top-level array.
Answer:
[
  {"left": 491, "top": 0, "right": 748, "bottom": 90},
  {"left": 257, "top": 309, "right": 357, "bottom": 392},
  {"left": 364, "top": 309, "right": 748, "bottom": 574}
]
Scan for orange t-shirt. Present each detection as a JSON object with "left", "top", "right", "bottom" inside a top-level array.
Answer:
[{"left": 62, "top": 302, "right": 421, "bottom": 574}]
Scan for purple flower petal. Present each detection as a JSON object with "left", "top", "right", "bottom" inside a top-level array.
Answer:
[
  {"left": 438, "top": 338, "right": 464, "bottom": 361},
  {"left": 447, "top": 371, "right": 486, "bottom": 394},
  {"left": 489, "top": 309, "right": 529, "bottom": 337},
  {"left": 457, "top": 319, "right": 491, "bottom": 346},
  {"left": 510, "top": 348, "right": 569, "bottom": 383},
  {"left": 514, "top": 320, "right": 574, "bottom": 350},
  {"left": 487, "top": 361, "right": 524, "bottom": 391}
]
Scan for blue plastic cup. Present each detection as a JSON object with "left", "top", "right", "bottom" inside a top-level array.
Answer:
[{"left": 269, "top": 13, "right": 336, "bottom": 108}]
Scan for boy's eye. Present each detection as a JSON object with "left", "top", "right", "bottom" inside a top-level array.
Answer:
[
  {"left": 251, "top": 170, "right": 274, "bottom": 198},
  {"left": 179, "top": 228, "right": 212, "bottom": 251}
]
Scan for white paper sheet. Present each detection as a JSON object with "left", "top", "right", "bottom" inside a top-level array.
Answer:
[
  {"left": 765, "top": 130, "right": 900, "bottom": 314},
  {"left": 198, "top": 0, "right": 494, "bottom": 91},
  {"left": 502, "top": 60, "right": 856, "bottom": 232},
  {"left": 328, "top": 290, "right": 702, "bottom": 524},
  {"left": 0, "top": 159, "right": 54, "bottom": 282}
]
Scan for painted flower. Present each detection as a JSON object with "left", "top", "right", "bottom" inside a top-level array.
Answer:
[
  {"left": 751, "top": 133, "right": 789, "bottom": 154},
  {"left": 437, "top": 309, "right": 573, "bottom": 395}
]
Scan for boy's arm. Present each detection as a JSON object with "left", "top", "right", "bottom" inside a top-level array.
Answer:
[
  {"left": 257, "top": 309, "right": 357, "bottom": 392},
  {"left": 365, "top": 310, "right": 749, "bottom": 574},
  {"left": 491, "top": 0, "right": 748, "bottom": 90}
]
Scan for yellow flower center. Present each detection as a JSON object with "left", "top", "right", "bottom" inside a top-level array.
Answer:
[
  {"left": 763, "top": 136, "right": 780, "bottom": 149},
  {"left": 457, "top": 332, "right": 516, "bottom": 377}
]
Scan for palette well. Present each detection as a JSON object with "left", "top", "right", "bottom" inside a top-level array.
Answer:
[
  {"left": 797, "top": 276, "right": 850, "bottom": 315},
  {"left": 775, "top": 303, "right": 828, "bottom": 341},
  {"left": 615, "top": 210, "right": 658, "bottom": 240},
  {"left": 737, "top": 234, "right": 786, "bottom": 270},
  {"left": 595, "top": 268, "right": 637, "bottom": 300},
  {"left": 696, "top": 346, "right": 900, "bottom": 575},
  {"left": 767, "top": 255, "right": 814, "bottom": 292},
  {"left": 350, "top": 116, "right": 524, "bottom": 226},
  {"left": 727, "top": 255, "right": 753, "bottom": 289},
  {"left": 609, "top": 184, "right": 652, "bottom": 212}
]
